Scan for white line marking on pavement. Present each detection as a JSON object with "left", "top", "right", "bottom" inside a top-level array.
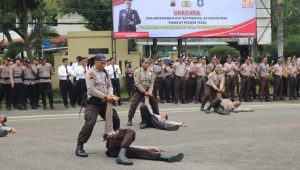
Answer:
[{"left": 7, "top": 103, "right": 300, "bottom": 122}]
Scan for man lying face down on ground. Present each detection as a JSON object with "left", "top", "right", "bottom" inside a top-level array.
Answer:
[
  {"left": 139, "top": 103, "right": 187, "bottom": 131},
  {"left": 103, "top": 97, "right": 184, "bottom": 165},
  {"left": 203, "top": 97, "right": 242, "bottom": 115}
]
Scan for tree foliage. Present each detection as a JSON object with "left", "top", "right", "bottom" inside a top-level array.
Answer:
[{"left": 208, "top": 46, "right": 239, "bottom": 61}]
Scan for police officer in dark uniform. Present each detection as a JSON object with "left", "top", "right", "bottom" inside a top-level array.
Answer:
[
  {"left": 76, "top": 54, "right": 120, "bottom": 157},
  {"left": 118, "top": 0, "right": 141, "bottom": 32}
]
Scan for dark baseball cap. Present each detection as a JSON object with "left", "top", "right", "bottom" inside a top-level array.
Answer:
[{"left": 94, "top": 53, "right": 107, "bottom": 61}]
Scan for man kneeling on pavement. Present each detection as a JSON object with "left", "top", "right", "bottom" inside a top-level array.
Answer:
[{"left": 0, "top": 114, "right": 17, "bottom": 137}]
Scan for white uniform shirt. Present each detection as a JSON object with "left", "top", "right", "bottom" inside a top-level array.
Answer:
[
  {"left": 106, "top": 64, "right": 121, "bottom": 79},
  {"left": 75, "top": 65, "right": 87, "bottom": 80},
  {"left": 58, "top": 65, "right": 74, "bottom": 80}
]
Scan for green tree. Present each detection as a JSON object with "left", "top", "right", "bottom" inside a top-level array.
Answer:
[
  {"left": 64, "top": 0, "right": 112, "bottom": 30},
  {"left": 208, "top": 46, "right": 239, "bottom": 62}
]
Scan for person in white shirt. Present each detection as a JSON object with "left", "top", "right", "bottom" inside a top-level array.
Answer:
[
  {"left": 74, "top": 57, "right": 88, "bottom": 105},
  {"left": 58, "top": 58, "right": 75, "bottom": 108},
  {"left": 106, "top": 58, "right": 122, "bottom": 105},
  {"left": 0, "top": 114, "right": 16, "bottom": 137}
]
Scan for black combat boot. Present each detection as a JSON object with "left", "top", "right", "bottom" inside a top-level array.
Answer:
[
  {"left": 159, "top": 153, "right": 184, "bottom": 162},
  {"left": 204, "top": 98, "right": 221, "bottom": 113},
  {"left": 75, "top": 143, "right": 88, "bottom": 157},
  {"left": 116, "top": 148, "right": 133, "bottom": 165},
  {"left": 126, "top": 117, "right": 132, "bottom": 126}
]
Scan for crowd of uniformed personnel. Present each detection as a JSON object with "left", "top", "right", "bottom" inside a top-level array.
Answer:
[
  {"left": 0, "top": 57, "right": 55, "bottom": 111},
  {"left": 125, "top": 54, "right": 300, "bottom": 108}
]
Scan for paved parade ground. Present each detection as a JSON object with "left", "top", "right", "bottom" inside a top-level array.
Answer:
[{"left": 1, "top": 101, "right": 300, "bottom": 170}]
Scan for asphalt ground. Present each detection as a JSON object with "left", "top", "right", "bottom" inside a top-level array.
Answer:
[{"left": 1, "top": 101, "right": 300, "bottom": 170}]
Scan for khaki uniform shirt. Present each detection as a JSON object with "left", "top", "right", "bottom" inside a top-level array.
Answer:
[
  {"left": 37, "top": 63, "right": 53, "bottom": 83},
  {"left": 0, "top": 64, "right": 11, "bottom": 84},
  {"left": 10, "top": 64, "right": 24, "bottom": 84},
  {"left": 206, "top": 71, "right": 225, "bottom": 90},
  {"left": 194, "top": 63, "right": 206, "bottom": 77},
  {"left": 86, "top": 66, "right": 113, "bottom": 100},
  {"left": 165, "top": 66, "right": 173, "bottom": 77},
  {"left": 155, "top": 64, "right": 167, "bottom": 78},
  {"left": 240, "top": 64, "right": 251, "bottom": 76},
  {"left": 221, "top": 98, "right": 236, "bottom": 111},
  {"left": 23, "top": 65, "right": 38, "bottom": 85},
  {"left": 173, "top": 62, "right": 186, "bottom": 77},
  {"left": 134, "top": 67, "right": 155, "bottom": 93},
  {"left": 258, "top": 63, "right": 269, "bottom": 78},
  {"left": 207, "top": 63, "right": 215, "bottom": 74},
  {"left": 184, "top": 64, "right": 191, "bottom": 79},
  {"left": 223, "top": 62, "right": 236, "bottom": 76},
  {"left": 272, "top": 64, "right": 283, "bottom": 76},
  {"left": 287, "top": 64, "right": 298, "bottom": 77}
]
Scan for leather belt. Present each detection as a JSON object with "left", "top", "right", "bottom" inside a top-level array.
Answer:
[{"left": 39, "top": 77, "right": 51, "bottom": 79}]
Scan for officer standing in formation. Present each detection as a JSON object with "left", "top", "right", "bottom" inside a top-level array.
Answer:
[
  {"left": 37, "top": 57, "right": 55, "bottom": 109},
  {"left": 194, "top": 56, "right": 206, "bottom": 103},
  {"left": 223, "top": 55, "right": 237, "bottom": 101},
  {"left": 127, "top": 58, "right": 159, "bottom": 126},
  {"left": 125, "top": 61, "right": 135, "bottom": 99},
  {"left": 0, "top": 58, "right": 12, "bottom": 111},
  {"left": 155, "top": 59, "right": 167, "bottom": 103},
  {"left": 23, "top": 59, "right": 38, "bottom": 109},
  {"left": 106, "top": 58, "right": 122, "bottom": 105},
  {"left": 173, "top": 56, "right": 187, "bottom": 104},
  {"left": 10, "top": 57, "right": 25, "bottom": 110},
  {"left": 239, "top": 57, "right": 252, "bottom": 102},
  {"left": 257, "top": 57, "right": 271, "bottom": 101},
  {"left": 58, "top": 58, "right": 74, "bottom": 108},
  {"left": 287, "top": 57, "right": 298, "bottom": 100},
  {"left": 272, "top": 58, "right": 284, "bottom": 101}
]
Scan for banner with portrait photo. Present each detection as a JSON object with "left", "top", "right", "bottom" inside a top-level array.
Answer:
[{"left": 113, "top": 0, "right": 256, "bottom": 38}]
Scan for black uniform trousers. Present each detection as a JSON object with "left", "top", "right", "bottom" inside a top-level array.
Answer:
[
  {"left": 76, "top": 79, "right": 87, "bottom": 105},
  {"left": 250, "top": 77, "right": 257, "bottom": 99},
  {"left": 186, "top": 77, "right": 196, "bottom": 102},
  {"left": 225, "top": 75, "right": 235, "bottom": 101},
  {"left": 140, "top": 104, "right": 166, "bottom": 130},
  {"left": 59, "top": 79, "right": 74, "bottom": 106},
  {"left": 40, "top": 82, "right": 54, "bottom": 107},
  {"left": 174, "top": 76, "right": 186, "bottom": 103},
  {"left": 195, "top": 76, "right": 206, "bottom": 102},
  {"left": 0, "top": 130, "right": 8, "bottom": 137},
  {"left": 289, "top": 76, "right": 297, "bottom": 99},
  {"left": 125, "top": 76, "right": 134, "bottom": 98},
  {"left": 128, "top": 91, "right": 159, "bottom": 118},
  {"left": 207, "top": 98, "right": 229, "bottom": 115},
  {"left": 24, "top": 84, "right": 36, "bottom": 107},
  {"left": 34, "top": 83, "right": 41, "bottom": 106},
  {"left": 282, "top": 76, "right": 288, "bottom": 97},
  {"left": 273, "top": 75, "right": 283, "bottom": 101},
  {"left": 0, "top": 84, "right": 11, "bottom": 109},
  {"left": 111, "top": 78, "right": 121, "bottom": 103},
  {"left": 297, "top": 74, "right": 300, "bottom": 97},
  {"left": 12, "top": 83, "right": 25, "bottom": 108},
  {"left": 164, "top": 76, "right": 173, "bottom": 102},
  {"left": 239, "top": 75, "right": 251, "bottom": 101},
  {"left": 77, "top": 100, "right": 120, "bottom": 145},
  {"left": 259, "top": 77, "right": 270, "bottom": 100},
  {"left": 157, "top": 77, "right": 166, "bottom": 102},
  {"left": 105, "top": 129, "right": 161, "bottom": 160}
]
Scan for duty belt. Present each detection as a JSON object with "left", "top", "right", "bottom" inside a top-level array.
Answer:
[
  {"left": 39, "top": 77, "right": 51, "bottom": 79},
  {"left": 24, "top": 78, "right": 36, "bottom": 80},
  {"left": 0, "top": 77, "right": 10, "bottom": 80},
  {"left": 13, "top": 76, "right": 21, "bottom": 79}
]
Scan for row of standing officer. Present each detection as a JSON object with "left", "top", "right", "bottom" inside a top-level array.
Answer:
[{"left": 0, "top": 57, "right": 54, "bottom": 110}]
